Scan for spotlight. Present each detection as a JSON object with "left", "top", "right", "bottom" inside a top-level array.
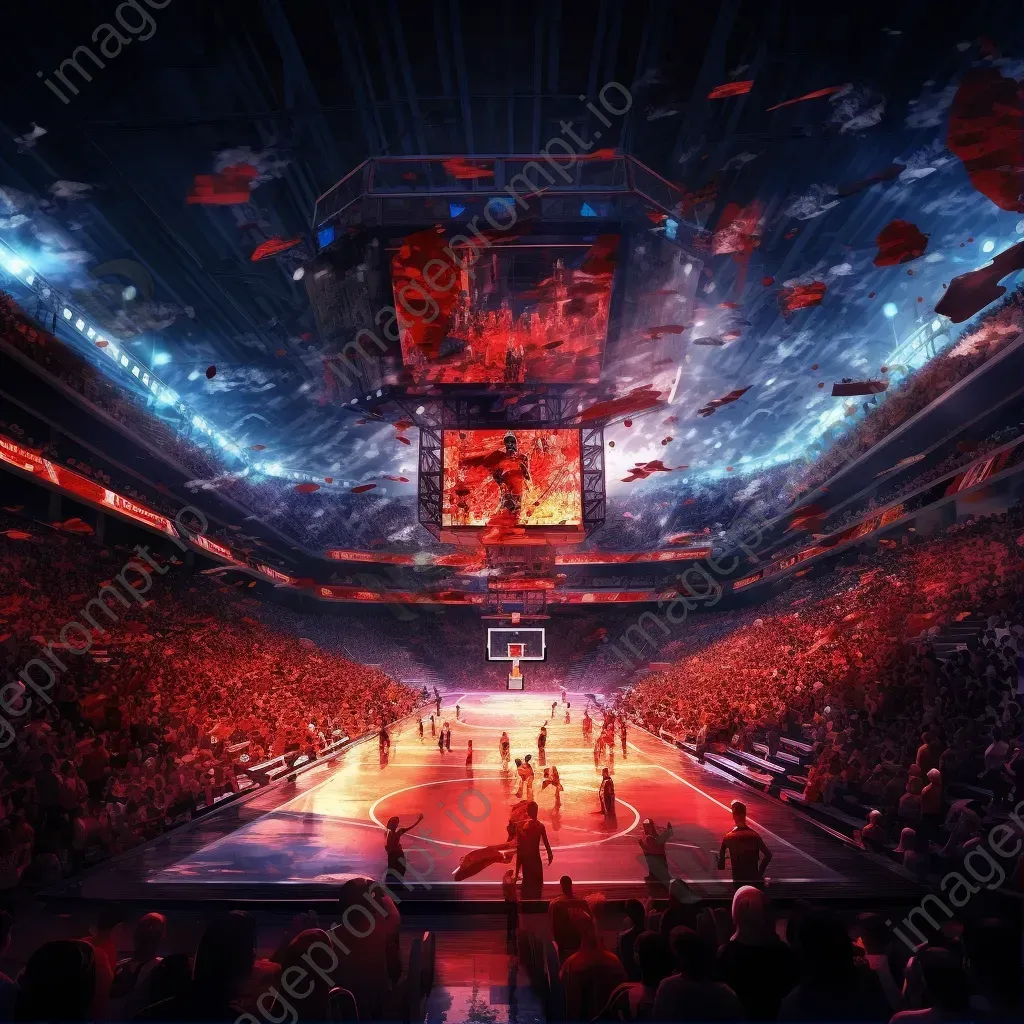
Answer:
[
  {"left": 63, "top": 308, "right": 72, "bottom": 319},
  {"left": 75, "top": 318, "right": 85, "bottom": 330},
  {"left": 153, "top": 352, "right": 171, "bottom": 366},
  {"left": 982, "top": 240, "right": 995, "bottom": 253},
  {"left": 122, "top": 285, "right": 137, "bottom": 301},
  {"left": 882, "top": 302, "right": 898, "bottom": 318}
]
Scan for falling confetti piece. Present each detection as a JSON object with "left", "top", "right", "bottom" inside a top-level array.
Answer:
[
  {"left": 351, "top": 483, "right": 377, "bottom": 493},
  {"left": 811, "top": 363, "right": 819, "bottom": 370},
  {"left": 623, "top": 419, "right": 632, "bottom": 428},
  {"left": 873, "top": 220, "right": 929, "bottom": 266},
  {"left": 707, "top": 80, "right": 754, "bottom": 99},
  {"left": 294, "top": 482, "right": 320, "bottom": 493},
  {"left": 778, "top": 281, "right": 827, "bottom": 315},
  {"left": 765, "top": 84, "right": 846, "bottom": 112},
  {"left": 608, "top": 441, "right": 615, "bottom": 448},
  {"left": 396, "top": 436, "right": 412, "bottom": 445},
  {"left": 94, "top": 339, "right": 109, "bottom": 349},
  {"left": 206, "top": 365, "right": 217, "bottom": 379},
  {"left": 250, "top": 444, "right": 265, "bottom": 451},
  {"left": 761, "top": 276, "right": 775, "bottom": 287}
]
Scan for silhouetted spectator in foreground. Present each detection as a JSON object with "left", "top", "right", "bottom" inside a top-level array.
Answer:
[
  {"left": 653, "top": 925, "right": 743, "bottom": 1021},
  {"left": 560, "top": 909, "right": 626, "bottom": 1021},
  {"left": 598, "top": 930, "right": 672, "bottom": 1020},
  {"left": 14, "top": 940, "right": 97, "bottom": 1021},
  {"left": 716, "top": 886, "right": 798, "bottom": 1020},
  {"left": 779, "top": 908, "right": 889, "bottom": 1021},
  {"left": 136, "top": 911, "right": 256, "bottom": 1021}
]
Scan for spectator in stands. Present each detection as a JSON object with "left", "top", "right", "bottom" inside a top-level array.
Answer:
[
  {"left": 137, "top": 910, "right": 257, "bottom": 1021},
  {"left": 891, "top": 946, "right": 971, "bottom": 1023},
  {"left": 597, "top": 929, "right": 672, "bottom": 1020},
  {"left": 617, "top": 898, "right": 647, "bottom": 981},
  {"left": 548, "top": 874, "right": 591, "bottom": 963},
  {"left": 270, "top": 929, "right": 337, "bottom": 1022},
  {"left": 113, "top": 911, "right": 167, "bottom": 1018},
  {"left": 652, "top": 925, "right": 743, "bottom": 1021},
  {"left": 559, "top": 908, "right": 626, "bottom": 1022},
  {"left": 14, "top": 940, "right": 98, "bottom": 1021},
  {"left": 779, "top": 908, "right": 889, "bottom": 1021},
  {"left": 716, "top": 886, "right": 799, "bottom": 1020}
]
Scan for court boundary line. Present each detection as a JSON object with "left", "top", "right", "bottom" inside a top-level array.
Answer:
[{"left": 625, "top": 738, "right": 837, "bottom": 878}]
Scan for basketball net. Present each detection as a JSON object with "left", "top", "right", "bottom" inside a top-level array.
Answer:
[{"left": 507, "top": 642, "right": 525, "bottom": 691}]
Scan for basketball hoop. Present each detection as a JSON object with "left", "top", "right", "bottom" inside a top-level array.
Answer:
[
  {"left": 507, "top": 643, "right": 525, "bottom": 690},
  {"left": 486, "top": 627, "right": 545, "bottom": 691}
]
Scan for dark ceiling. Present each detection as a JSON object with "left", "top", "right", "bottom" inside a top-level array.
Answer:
[{"left": 1, "top": 0, "right": 1023, "bottom": 552}]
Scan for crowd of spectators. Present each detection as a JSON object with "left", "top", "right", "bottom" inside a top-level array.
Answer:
[
  {"left": 786, "top": 287, "right": 1024, "bottom": 500},
  {"left": 621, "top": 503, "right": 1024, "bottom": 887},
  {"left": 0, "top": 514, "right": 417, "bottom": 891},
  {"left": 542, "top": 880, "right": 1018, "bottom": 1021}
]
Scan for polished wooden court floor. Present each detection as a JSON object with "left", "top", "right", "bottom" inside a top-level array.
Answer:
[{"left": 64, "top": 690, "right": 915, "bottom": 904}]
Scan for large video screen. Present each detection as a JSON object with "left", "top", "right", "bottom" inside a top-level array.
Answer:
[
  {"left": 391, "top": 234, "right": 617, "bottom": 385},
  {"left": 441, "top": 429, "right": 583, "bottom": 528}
]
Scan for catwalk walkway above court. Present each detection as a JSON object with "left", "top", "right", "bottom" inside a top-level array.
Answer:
[{"left": 61, "top": 691, "right": 916, "bottom": 906}]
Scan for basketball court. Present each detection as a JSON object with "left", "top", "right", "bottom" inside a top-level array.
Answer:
[{"left": 54, "top": 687, "right": 912, "bottom": 904}]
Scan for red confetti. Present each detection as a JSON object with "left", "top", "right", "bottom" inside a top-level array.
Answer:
[
  {"left": 765, "top": 85, "right": 846, "bottom": 112},
  {"left": 383, "top": 475, "right": 410, "bottom": 483},
  {"left": 206, "top": 365, "right": 217, "bottom": 379},
  {"left": 761, "top": 276, "right": 775, "bottom": 287},
  {"left": 947, "top": 68, "right": 1024, "bottom": 211},
  {"left": 351, "top": 483, "right": 377, "bottom": 494},
  {"left": 396, "top": 436, "right": 412, "bottom": 445},
  {"left": 294, "top": 482, "right": 320, "bottom": 493},
  {"left": 645, "top": 324, "right": 688, "bottom": 339},
  {"left": 324, "top": 477, "right": 333, "bottom": 484},
  {"left": 187, "top": 164, "right": 258, "bottom": 205},
  {"left": 661, "top": 436, "right": 673, "bottom": 445},
  {"left": 623, "top": 419, "right": 632, "bottom": 428},
  {"left": 250, "top": 237, "right": 301, "bottom": 261},
  {"left": 935, "top": 240, "right": 1024, "bottom": 322},
  {"left": 94, "top": 339, "right": 109, "bottom": 348},
  {"left": 778, "top": 281, "right": 827, "bottom": 315},
  {"left": 873, "top": 220, "right": 929, "bottom": 266},
  {"left": 698, "top": 386, "right": 751, "bottom": 418},
  {"left": 837, "top": 163, "right": 905, "bottom": 197},
  {"left": 811, "top": 364, "right": 819, "bottom": 370},
  {"left": 707, "top": 80, "right": 754, "bottom": 100},
  {"left": 3, "top": 530, "right": 33, "bottom": 540},
  {"left": 621, "top": 459, "right": 682, "bottom": 483},
  {"left": 250, "top": 444, "right": 265, "bottom": 451}
]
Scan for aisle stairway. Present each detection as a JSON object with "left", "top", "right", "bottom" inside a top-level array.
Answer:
[{"left": 928, "top": 615, "right": 985, "bottom": 659}]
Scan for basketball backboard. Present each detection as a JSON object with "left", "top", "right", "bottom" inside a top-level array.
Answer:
[{"left": 487, "top": 628, "right": 546, "bottom": 661}]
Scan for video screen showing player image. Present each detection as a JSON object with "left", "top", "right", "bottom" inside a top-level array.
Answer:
[
  {"left": 391, "top": 233, "right": 617, "bottom": 385},
  {"left": 441, "top": 429, "right": 583, "bottom": 528}
]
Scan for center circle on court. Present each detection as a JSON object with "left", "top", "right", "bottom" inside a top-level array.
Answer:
[{"left": 369, "top": 777, "right": 641, "bottom": 851}]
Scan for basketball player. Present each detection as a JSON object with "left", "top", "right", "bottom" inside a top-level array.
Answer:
[
  {"left": 542, "top": 765, "right": 564, "bottom": 807},
  {"left": 560, "top": 686, "right": 567, "bottom": 705},
  {"left": 435, "top": 691, "right": 441, "bottom": 717},
  {"left": 418, "top": 718, "right": 424, "bottom": 740},
  {"left": 564, "top": 703, "right": 571, "bottom": 725},
  {"left": 515, "top": 756, "right": 535, "bottom": 801},
  {"left": 385, "top": 812, "right": 424, "bottom": 881},
  {"left": 456, "top": 704, "right": 461, "bottom": 721},
  {"left": 514, "top": 801, "right": 552, "bottom": 899},
  {"left": 538, "top": 724, "right": 547, "bottom": 756},
  {"left": 466, "top": 739, "right": 473, "bottom": 768},
  {"left": 619, "top": 717, "right": 628, "bottom": 756},
  {"left": 444, "top": 721, "right": 452, "bottom": 751},
  {"left": 599, "top": 766, "right": 616, "bottom": 818},
  {"left": 378, "top": 723, "right": 391, "bottom": 756},
  {"left": 638, "top": 818, "right": 673, "bottom": 882},
  {"left": 717, "top": 800, "right": 772, "bottom": 885},
  {"left": 551, "top": 701, "right": 558, "bottom": 718},
  {"left": 430, "top": 714, "right": 436, "bottom": 737},
  {"left": 499, "top": 731, "right": 511, "bottom": 769},
  {"left": 582, "top": 709, "right": 593, "bottom": 743}
]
